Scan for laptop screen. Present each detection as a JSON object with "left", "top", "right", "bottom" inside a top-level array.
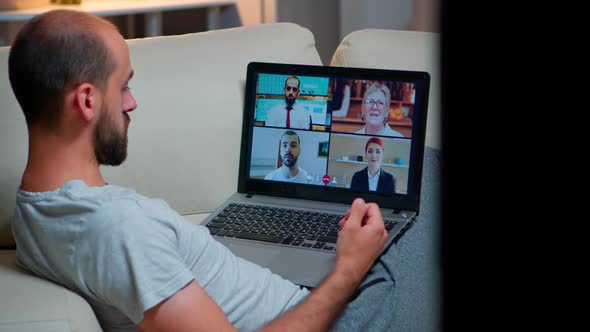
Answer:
[{"left": 238, "top": 62, "right": 430, "bottom": 212}]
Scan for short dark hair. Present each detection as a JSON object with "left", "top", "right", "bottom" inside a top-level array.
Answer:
[
  {"left": 281, "top": 130, "right": 300, "bottom": 145},
  {"left": 8, "top": 10, "right": 117, "bottom": 128}
]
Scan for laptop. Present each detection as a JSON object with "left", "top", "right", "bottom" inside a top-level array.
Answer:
[{"left": 201, "top": 62, "right": 430, "bottom": 288}]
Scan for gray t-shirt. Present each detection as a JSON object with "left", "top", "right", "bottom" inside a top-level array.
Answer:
[{"left": 12, "top": 180, "right": 309, "bottom": 331}]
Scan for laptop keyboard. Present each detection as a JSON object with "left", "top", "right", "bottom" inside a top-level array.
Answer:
[{"left": 204, "top": 203, "right": 398, "bottom": 252}]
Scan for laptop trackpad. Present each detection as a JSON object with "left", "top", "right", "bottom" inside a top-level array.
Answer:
[
  {"left": 227, "top": 242, "right": 281, "bottom": 266},
  {"left": 226, "top": 241, "right": 335, "bottom": 288}
]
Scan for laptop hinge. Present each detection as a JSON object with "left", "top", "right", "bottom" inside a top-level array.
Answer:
[
  {"left": 246, "top": 192, "right": 255, "bottom": 198},
  {"left": 392, "top": 209, "right": 402, "bottom": 214}
]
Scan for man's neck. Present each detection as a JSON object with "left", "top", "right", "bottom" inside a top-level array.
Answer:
[
  {"left": 280, "top": 165, "right": 299, "bottom": 179},
  {"left": 20, "top": 130, "right": 105, "bottom": 192}
]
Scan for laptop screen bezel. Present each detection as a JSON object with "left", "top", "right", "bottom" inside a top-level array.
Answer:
[{"left": 238, "top": 62, "right": 430, "bottom": 213}]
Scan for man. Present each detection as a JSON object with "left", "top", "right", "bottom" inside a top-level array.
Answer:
[
  {"left": 9, "top": 10, "right": 393, "bottom": 332},
  {"left": 264, "top": 130, "right": 309, "bottom": 183},
  {"left": 264, "top": 75, "right": 311, "bottom": 129}
]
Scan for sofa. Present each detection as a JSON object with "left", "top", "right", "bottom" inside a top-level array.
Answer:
[{"left": 0, "top": 22, "right": 440, "bottom": 331}]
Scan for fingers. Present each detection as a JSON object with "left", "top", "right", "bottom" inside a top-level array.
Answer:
[
  {"left": 338, "top": 208, "right": 351, "bottom": 227},
  {"left": 338, "top": 200, "right": 357, "bottom": 227},
  {"left": 362, "top": 203, "right": 383, "bottom": 226},
  {"left": 341, "top": 198, "right": 367, "bottom": 229},
  {"left": 334, "top": 199, "right": 388, "bottom": 279},
  {"left": 357, "top": 203, "right": 387, "bottom": 246},
  {"left": 339, "top": 199, "right": 386, "bottom": 240}
]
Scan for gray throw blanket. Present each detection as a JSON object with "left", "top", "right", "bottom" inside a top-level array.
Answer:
[{"left": 332, "top": 147, "right": 442, "bottom": 332}]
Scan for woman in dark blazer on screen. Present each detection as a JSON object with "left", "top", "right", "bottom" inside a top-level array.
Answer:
[{"left": 350, "top": 137, "right": 396, "bottom": 195}]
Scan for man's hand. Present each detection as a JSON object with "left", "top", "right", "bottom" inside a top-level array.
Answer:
[
  {"left": 335, "top": 198, "right": 388, "bottom": 283},
  {"left": 258, "top": 198, "right": 389, "bottom": 332}
]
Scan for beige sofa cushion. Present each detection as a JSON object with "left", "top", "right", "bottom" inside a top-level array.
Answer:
[
  {"left": 0, "top": 251, "right": 102, "bottom": 332},
  {"left": 330, "top": 29, "right": 440, "bottom": 150},
  {"left": 0, "top": 22, "right": 322, "bottom": 247}
]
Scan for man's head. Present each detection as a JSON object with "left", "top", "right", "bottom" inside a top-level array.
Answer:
[
  {"left": 8, "top": 9, "right": 137, "bottom": 166},
  {"left": 279, "top": 130, "right": 301, "bottom": 168},
  {"left": 283, "top": 76, "right": 300, "bottom": 107}
]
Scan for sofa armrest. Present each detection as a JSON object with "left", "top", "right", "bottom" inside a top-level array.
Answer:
[{"left": 0, "top": 251, "right": 102, "bottom": 332}]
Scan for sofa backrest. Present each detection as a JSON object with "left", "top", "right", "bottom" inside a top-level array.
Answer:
[
  {"left": 330, "top": 29, "right": 440, "bottom": 150},
  {"left": 0, "top": 22, "right": 322, "bottom": 247}
]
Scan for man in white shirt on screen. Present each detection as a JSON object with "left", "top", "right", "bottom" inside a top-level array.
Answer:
[
  {"left": 265, "top": 76, "right": 311, "bottom": 129},
  {"left": 264, "top": 130, "right": 309, "bottom": 183}
]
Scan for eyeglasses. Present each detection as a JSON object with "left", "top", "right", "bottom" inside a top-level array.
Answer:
[{"left": 364, "top": 99, "right": 387, "bottom": 109}]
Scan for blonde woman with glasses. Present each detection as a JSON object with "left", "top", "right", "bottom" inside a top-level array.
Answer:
[{"left": 355, "top": 82, "right": 404, "bottom": 137}]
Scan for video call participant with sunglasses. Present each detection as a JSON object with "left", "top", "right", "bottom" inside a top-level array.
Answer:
[{"left": 264, "top": 75, "right": 311, "bottom": 130}]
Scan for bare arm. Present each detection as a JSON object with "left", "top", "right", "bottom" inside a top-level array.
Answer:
[
  {"left": 139, "top": 198, "right": 387, "bottom": 332},
  {"left": 139, "top": 281, "right": 237, "bottom": 332}
]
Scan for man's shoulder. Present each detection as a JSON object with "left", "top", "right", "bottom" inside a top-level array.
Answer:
[
  {"left": 292, "top": 103, "right": 308, "bottom": 115},
  {"left": 294, "top": 102, "right": 307, "bottom": 111},
  {"left": 71, "top": 182, "right": 157, "bottom": 218},
  {"left": 18, "top": 180, "right": 177, "bottom": 231},
  {"left": 294, "top": 168, "right": 309, "bottom": 183},
  {"left": 271, "top": 101, "right": 287, "bottom": 109},
  {"left": 15, "top": 180, "right": 141, "bottom": 214},
  {"left": 268, "top": 102, "right": 286, "bottom": 114},
  {"left": 264, "top": 168, "right": 279, "bottom": 180},
  {"left": 93, "top": 188, "right": 179, "bottom": 230}
]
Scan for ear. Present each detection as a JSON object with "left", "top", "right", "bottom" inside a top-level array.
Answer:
[{"left": 72, "top": 83, "right": 100, "bottom": 123}]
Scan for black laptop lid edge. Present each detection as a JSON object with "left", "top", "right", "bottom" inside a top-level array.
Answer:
[{"left": 238, "top": 62, "right": 430, "bottom": 214}]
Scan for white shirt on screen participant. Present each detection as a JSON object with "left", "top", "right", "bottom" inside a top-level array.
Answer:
[
  {"left": 264, "top": 167, "right": 309, "bottom": 183},
  {"left": 265, "top": 102, "right": 310, "bottom": 129}
]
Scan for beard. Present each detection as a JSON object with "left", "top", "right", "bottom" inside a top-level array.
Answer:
[
  {"left": 282, "top": 153, "right": 297, "bottom": 167},
  {"left": 285, "top": 95, "right": 296, "bottom": 107},
  {"left": 93, "top": 105, "right": 129, "bottom": 166}
]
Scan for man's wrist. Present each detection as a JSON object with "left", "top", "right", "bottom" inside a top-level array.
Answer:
[{"left": 329, "top": 261, "right": 366, "bottom": 290}]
